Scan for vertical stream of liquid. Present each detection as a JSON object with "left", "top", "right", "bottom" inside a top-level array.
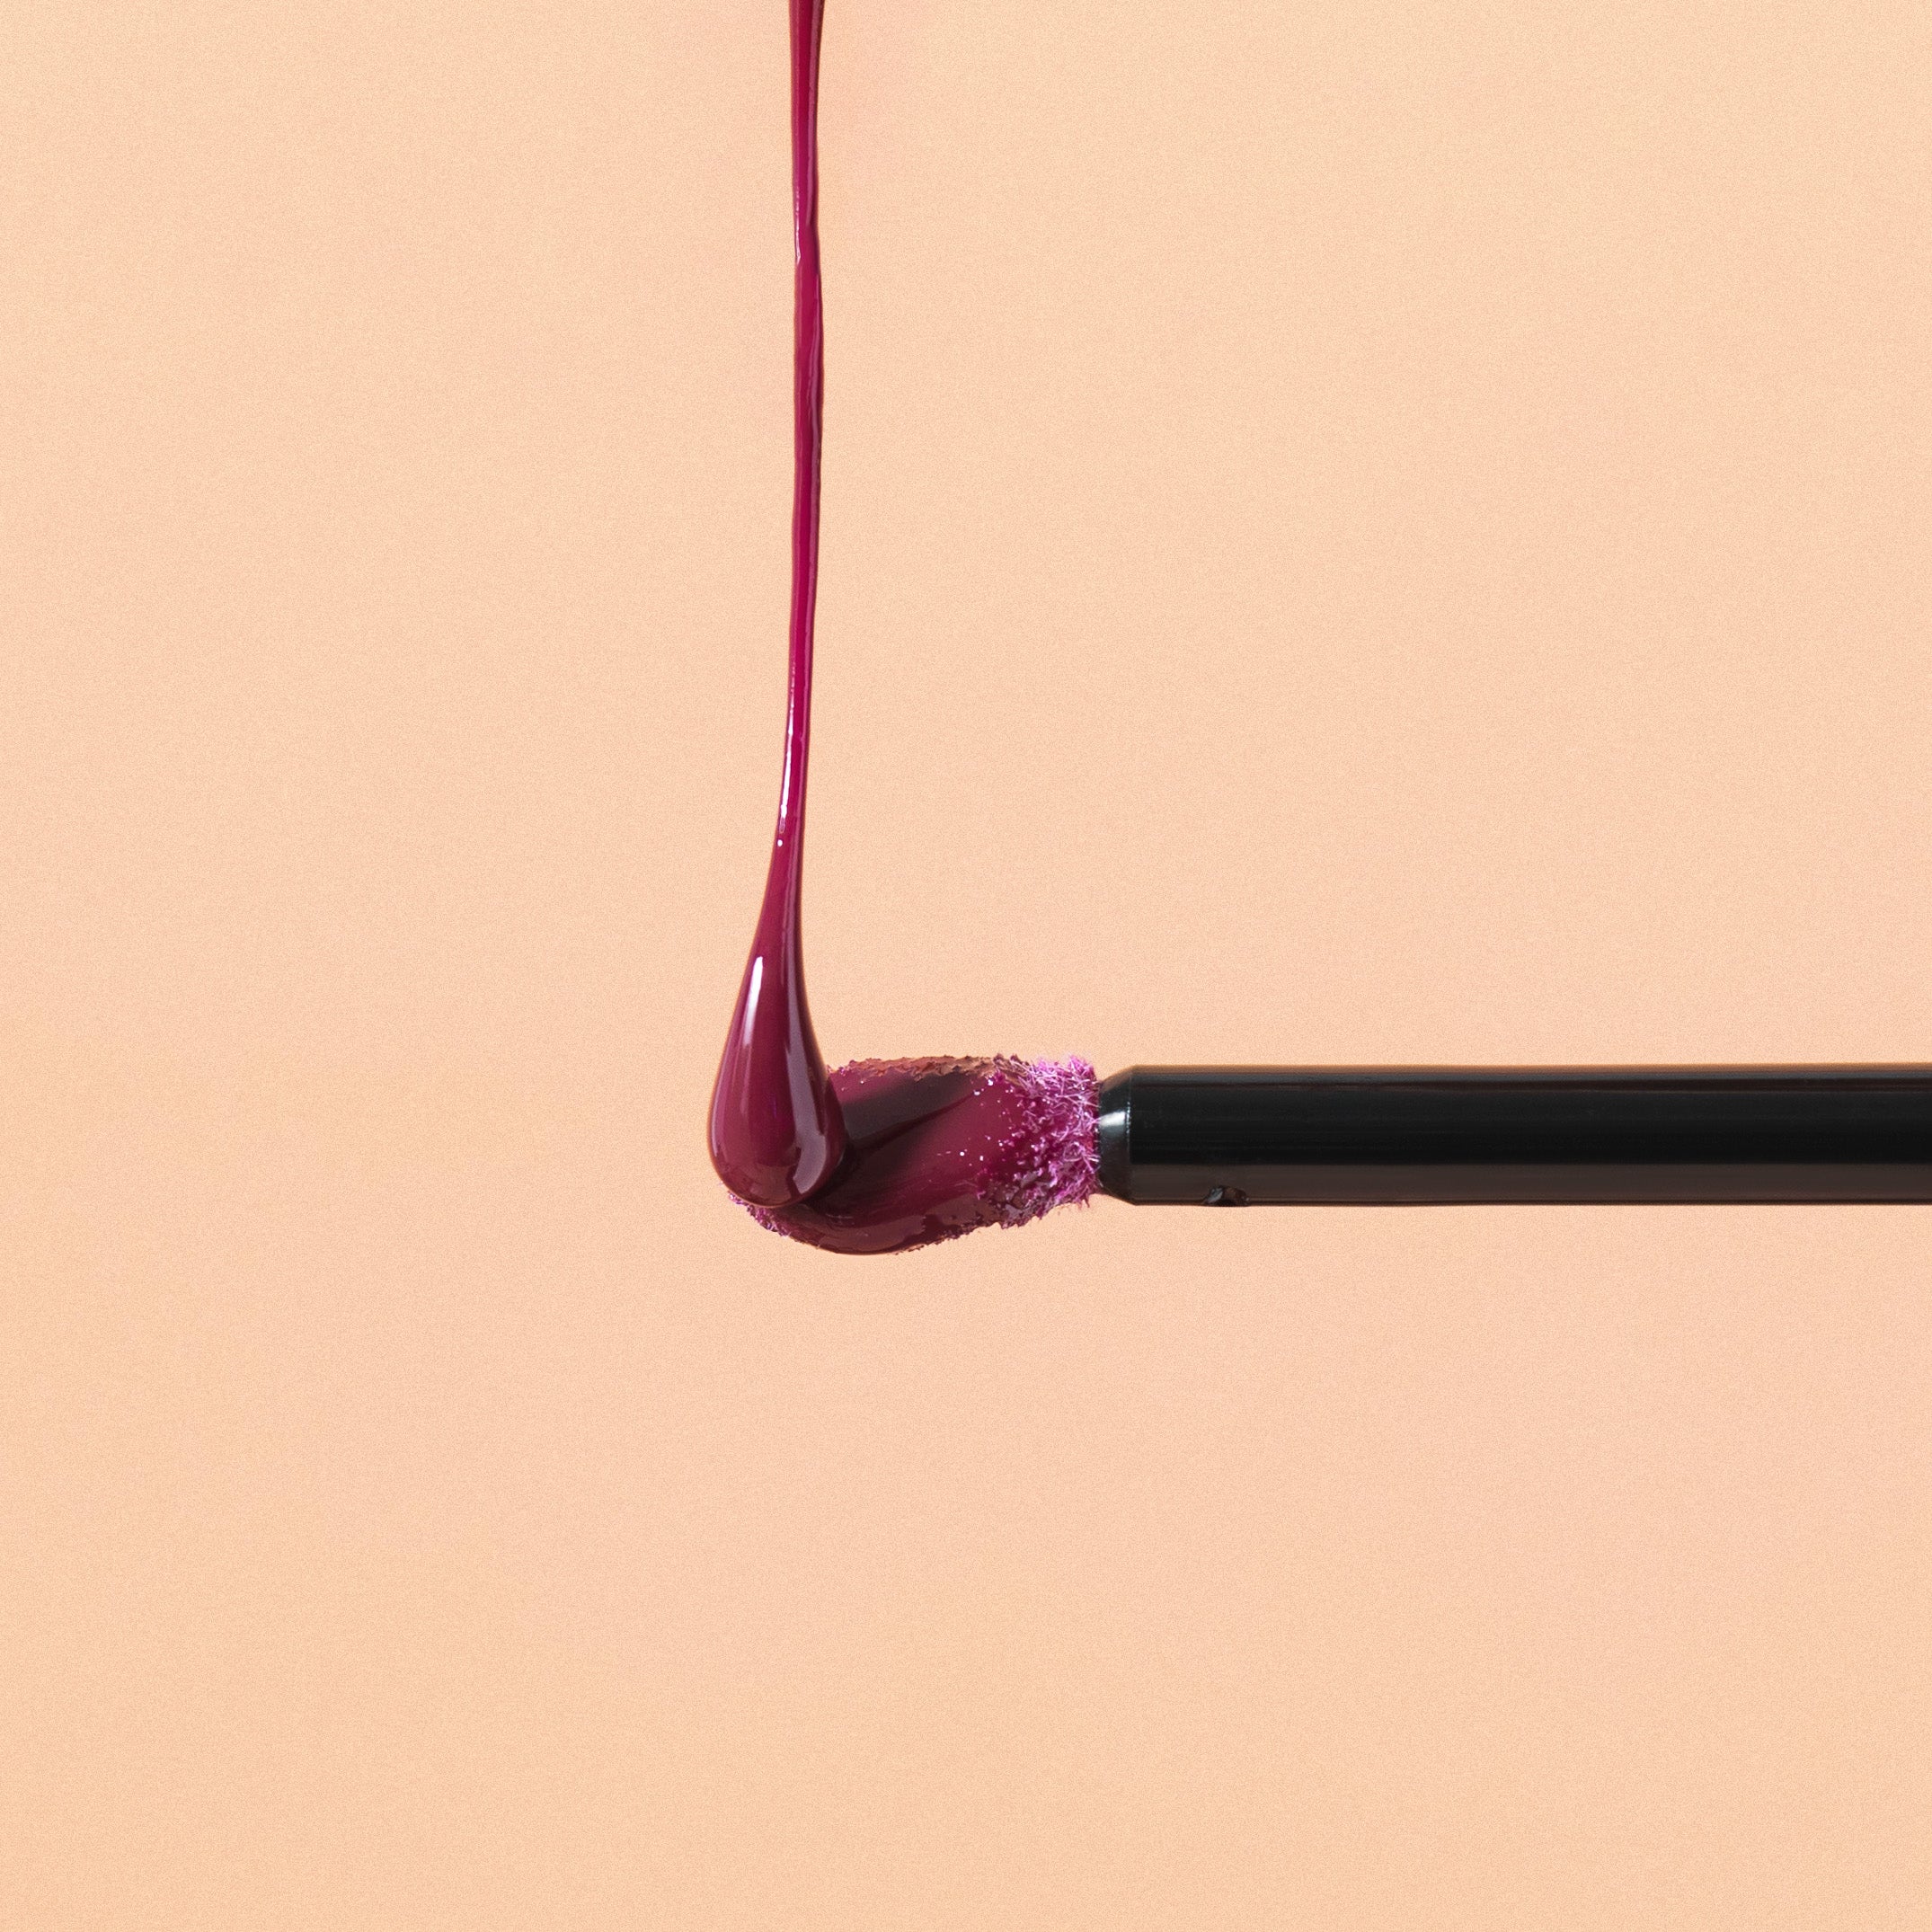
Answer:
[
  {"left": 706, "top": 6, "right": 1100, "bottom": 1254},
  {"left": 706, "top": 0, "right": 846, "bottom": 1209}
]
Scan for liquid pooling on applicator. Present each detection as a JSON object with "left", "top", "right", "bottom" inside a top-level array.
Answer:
[
  {"left": 747, "top": 1057, "right": 1099, "bottom": 1257},
  {"left": 706, "top": 1, "right": 1097, "bottom": 1254}
]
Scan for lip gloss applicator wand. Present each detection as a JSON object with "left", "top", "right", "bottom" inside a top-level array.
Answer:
[
  {"left": 707, "top": 2, "right": 1932, "bottom": 1257},
  {"left": 720, "top": 1058, "right": 1932, "bottom": 1257}
]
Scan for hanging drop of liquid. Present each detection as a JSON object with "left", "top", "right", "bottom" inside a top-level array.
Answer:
[{"left": 707, "top": 0, "right": 847, "bottom": 1209}]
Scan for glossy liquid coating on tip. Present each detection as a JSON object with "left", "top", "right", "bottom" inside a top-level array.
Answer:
[
  {"left": 707, "top": 0, "right": 845, "bottom": 1209},
  {"left": 744, "top": 1058, "right": 1100, "bottom": 1256}
]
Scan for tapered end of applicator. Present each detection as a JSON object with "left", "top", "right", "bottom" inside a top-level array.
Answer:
[{"left": 732, "top": 1055, "right": 1098, "bottom": 1256}]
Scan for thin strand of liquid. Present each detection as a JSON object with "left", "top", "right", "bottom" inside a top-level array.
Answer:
[{"left": 707, "top": 0, "right": 846, "bottom": 1209}]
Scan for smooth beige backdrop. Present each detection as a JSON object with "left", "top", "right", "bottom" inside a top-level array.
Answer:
[{"left": 6, "top": 3, "right": 1930, "bottom": 1926}]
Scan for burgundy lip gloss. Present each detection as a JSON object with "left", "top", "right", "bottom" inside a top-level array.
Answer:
[
  {"left": 705, "top": 4, "right": 1100, "bottom": 1254},
  {"left": 707, "top": 0, "right": 844, "bottom": 1212},
  {"left": 741, "top": 1058, "right": 1098, "bottom": 1257}
]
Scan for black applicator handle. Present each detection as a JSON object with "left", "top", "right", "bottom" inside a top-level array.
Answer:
[{"left": 1095, "top": 1066, "right": 1932, "bottom": 1205}]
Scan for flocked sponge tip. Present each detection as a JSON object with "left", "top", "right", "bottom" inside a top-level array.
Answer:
[{"left": 733, "top": 1055, "right": 1098, "bottom": 1256}]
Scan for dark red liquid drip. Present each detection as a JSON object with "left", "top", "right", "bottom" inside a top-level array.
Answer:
[
  {"left": 707, "top": 0, "right": 845, "bottom": 1210},
  {"left": 706, "top": 6, "right": 1100, "bottom": 1252}
]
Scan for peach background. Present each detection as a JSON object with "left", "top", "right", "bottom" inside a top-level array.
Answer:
[{"left": 6, "top": 1, "right": 1931, "bottom": 1924}]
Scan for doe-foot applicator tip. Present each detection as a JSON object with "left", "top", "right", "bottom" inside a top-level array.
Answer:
[{"left": 735, "top": 1055, "right": 1098, "bottom": 1257}]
